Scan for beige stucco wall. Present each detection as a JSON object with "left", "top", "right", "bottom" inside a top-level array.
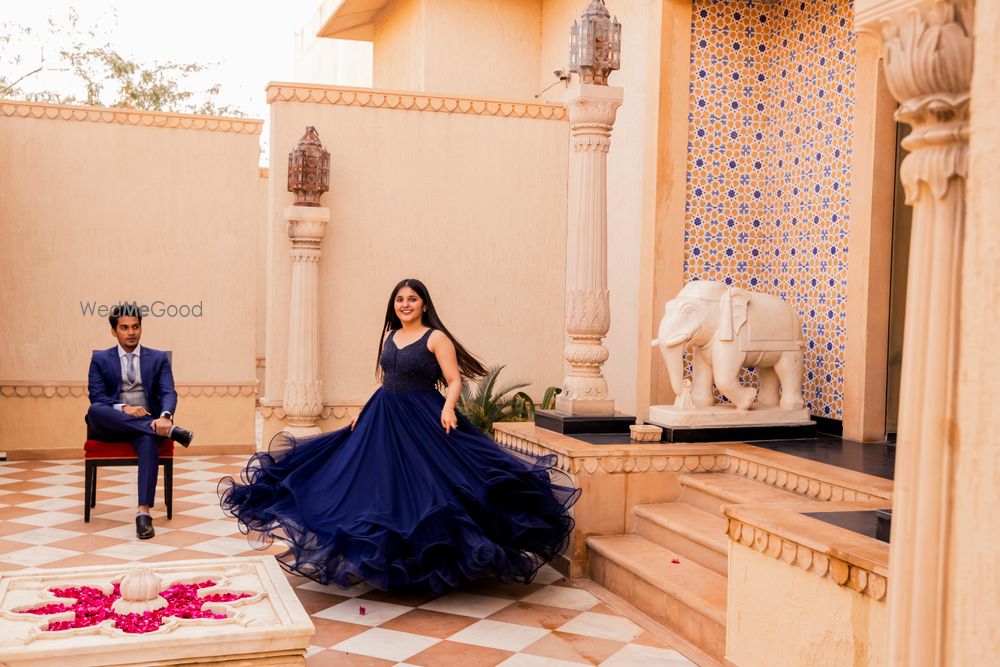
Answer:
[
  {"left": 945, "top": 0, "right": 1000, "bottom": 662},
  {"left": 373, "top": 0, "right": 542, "bottom": 100},
  {"left": 373, "top": 0, "right": 426, "bottom": 92},
  {"left": 727, "top": 542, "right": 888, "bottom": 667},
  {"left": 263, "top": 84, "right": 568, "bottom": 440},
  {"left": 294, "top": 29, "right": 374, "bottom": 88},
  {"left": 0, "top": 102, "right": 264, "bottom": 456},
  {"left": 424, "top": 0, "right": 542, "bottom": 99}
]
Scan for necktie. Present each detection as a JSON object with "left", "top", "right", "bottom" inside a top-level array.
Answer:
[{"left": 126, "top": 353, "right": 137, "bottom": 385}]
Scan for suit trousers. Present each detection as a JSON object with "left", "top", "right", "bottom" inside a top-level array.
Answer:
[{"left": 86, "top": 404, "right": 162, "bottom": 507}]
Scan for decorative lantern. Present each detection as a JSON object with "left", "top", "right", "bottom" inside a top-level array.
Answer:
[
  {"left": 568, "top": 0, "right": 621, "bottom": 86},
  {"left": 287, "top": 126, "right": 330, "bottom": 206}
]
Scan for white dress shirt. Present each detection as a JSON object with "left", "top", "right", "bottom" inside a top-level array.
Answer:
[{"left": 113, "top": 345, "right": 171, "bottom": 419}]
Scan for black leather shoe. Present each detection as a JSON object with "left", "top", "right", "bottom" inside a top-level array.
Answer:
[
  {"left": 136, "top": 514, "right": 155, "bottom": 540},
  {"left": 169, "top": 426, "right": 194, "bottom": 448}
]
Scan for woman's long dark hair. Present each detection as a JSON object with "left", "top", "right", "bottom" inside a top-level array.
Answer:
[{"left": 376, "top": 278, "right": 488, "bottom": 383}]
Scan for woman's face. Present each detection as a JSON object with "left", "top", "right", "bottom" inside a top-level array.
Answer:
[{"left": 394, "top": 286, "right": 424, "bottom": 326}]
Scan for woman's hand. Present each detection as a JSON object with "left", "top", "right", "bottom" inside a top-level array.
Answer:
[
  {"left": 350, "top": 414, "right": 360, "bottom": 431},
  {"left": 430, "top": 332, "right": 462, "bottom": 435},
  {"left": 441, "top": 407, "right": 458, "bottom": 434}
]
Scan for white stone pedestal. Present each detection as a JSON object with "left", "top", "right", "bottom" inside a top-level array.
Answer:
[
  {"left": 648, "top": 404, "right": 813, "bottom": 429},
  {"left": 0, "top": 557, "right": 313, "bottom": 666}
]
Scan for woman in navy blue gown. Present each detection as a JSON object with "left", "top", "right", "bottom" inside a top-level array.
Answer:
[{"left": 219, "top": 278, "right": 580, "bottom": 594}]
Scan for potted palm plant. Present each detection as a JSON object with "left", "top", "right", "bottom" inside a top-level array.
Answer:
[{"left": 456, "top": 365, "right": 561, "bottom": 436}]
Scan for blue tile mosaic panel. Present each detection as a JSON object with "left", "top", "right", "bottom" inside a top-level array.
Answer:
[{"left": 683, "top": 0, "right": 856, "bottom": 419}]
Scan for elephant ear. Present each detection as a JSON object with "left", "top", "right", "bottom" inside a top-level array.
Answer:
[
  {"left": 731, "top": 289, "right": 750, "bottom": 338},
  {"left": 719, "top": 287, "right": 750, "bottom": 341}
]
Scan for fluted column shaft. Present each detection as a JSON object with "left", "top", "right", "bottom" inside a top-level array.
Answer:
[
  {"left": 282, "top": 205, "right": 329, "bottom": 435},
  {"left": 556, "top": 83, "right": 624, "bottom": 416},
  {"left": 855, "top": 1, "right": 974, "bottom": 664}
]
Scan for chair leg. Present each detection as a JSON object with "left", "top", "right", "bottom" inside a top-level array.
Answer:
[
  {"left": 84, "top": 461, "right": 93, "bottom": 522},
  {"left": 90, "top": 464, "right": 98, "bottom": 508},
  {"left": 164, "top": 459, "right": 173, "bottom": 520}
]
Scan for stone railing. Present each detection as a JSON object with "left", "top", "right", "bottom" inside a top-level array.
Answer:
[
  {"left": 493, "top": 423, "right": 893, "bottom": 503},
  {"left": 726, "top": 508, "right": 889, "bottom": 601}
]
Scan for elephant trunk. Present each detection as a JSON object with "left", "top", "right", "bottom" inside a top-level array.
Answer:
[{"left": 662, "top": 343, "right": 685, "bottom": 396}]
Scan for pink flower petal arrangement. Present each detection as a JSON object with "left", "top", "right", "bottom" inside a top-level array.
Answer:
[{"left": 17, "top": 579, "right": 251, "bottom": 634}]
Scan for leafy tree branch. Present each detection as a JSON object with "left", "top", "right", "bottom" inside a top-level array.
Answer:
[{"left": 1, "top": 8, "right": 245, "bottom": 116}]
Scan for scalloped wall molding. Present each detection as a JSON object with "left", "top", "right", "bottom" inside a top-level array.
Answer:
[
  {"left": 0, "top": 383, "right": 258, "bottom": 398},
  {"left": 493, "top": 429, "right": 724, "bottom": 476},
  {"left": 0, "top": 99, "right": 263, "bottom": 135},
  {"left": 727, "top": 517, "right": 888, "bottom": 601},
  {"left": 265, "top": 83, "right": 568, "bottom": 121},
  {"left": 723, "top": 456, "right": 889, "bottom": 503},
  {"left": 493, "top": 427, "right": 891, "bottom": 502},
  {"left": 260, "top": 404, "right": 359, "bottom": 421}
]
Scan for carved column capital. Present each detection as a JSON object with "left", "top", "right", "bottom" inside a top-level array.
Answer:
[
  {"left": 887, "top": 0, "right": 973, "bottom": 203},
  {"left": 566, "top": 84, "right": 624, "bottom": 126},
  {"left": 566, "top": 85, "right": 623, "bottom": 156},
  {"left": 856, "top": 0, "right": 973, "bottom": 202},
  {"left": 286, "top": 205, "right": 329, "bottom": 254}
]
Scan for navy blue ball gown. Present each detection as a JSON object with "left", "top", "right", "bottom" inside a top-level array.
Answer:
[{"left": 219, "top": 328, "right": 580, "bottom": 594}]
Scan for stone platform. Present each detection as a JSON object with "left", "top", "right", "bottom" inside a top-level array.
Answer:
[
  {"left": 0, "top": 556, "right": 314, "bottom": 667},
  {"left": 647, "top": 404, "right": 815, "bottom": 442}
]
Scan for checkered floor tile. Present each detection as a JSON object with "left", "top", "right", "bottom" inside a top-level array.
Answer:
[{"left": 0, "top": 456, "right": 696, "bottom": 666}]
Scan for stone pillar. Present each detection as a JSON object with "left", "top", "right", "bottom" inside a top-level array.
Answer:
[
  {"left": 281, "top": 205, "right": 329, "bottom": 436},
  {"left": 556, "top": 83, "right": 624, "bottom": 416},
  {"left": 854, "top": 1, "right": 974, "bottom": 664}
]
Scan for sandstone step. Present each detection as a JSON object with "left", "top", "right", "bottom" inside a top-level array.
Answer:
[
  {"left": 679, "top": 472, "right": 819, "bottom": 515},
  {"left": 634, "top": 502, "right": 729, "bottom": 576},
  {"left": 587, "top": 533, "right": 727, "bottom": 662}
]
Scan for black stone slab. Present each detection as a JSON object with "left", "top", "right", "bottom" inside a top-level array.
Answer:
[
  {"left": 747, "top": 434, "right": 896, "bottom": 480},
  {"left": 653, "top": 422, "right": 816, "bottom": 443},
  {"left": 572, "top": 433, "right": 636, "bottom": 445},
  {"left": 533, "top": 409, "right": 636, "bottom": 435},
  {"left": 804, "top": 510, "right": 891, "bottom": 543},
  {"left": 875, "top": 509, "right": 892, "bottom": 542},
  {"left": 812, "top": 416, "right": 843, "bottom": 436}
]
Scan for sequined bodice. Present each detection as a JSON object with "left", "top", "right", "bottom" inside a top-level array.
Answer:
[{"left": 380, "top": 329, "right": 440, "bottom": 391}]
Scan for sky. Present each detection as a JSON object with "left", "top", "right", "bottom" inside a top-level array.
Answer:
[{"left": 2, "top": 0, "right": 361, "bottom": 161}]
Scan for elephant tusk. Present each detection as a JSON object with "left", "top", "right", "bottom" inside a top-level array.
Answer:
[{"left": 659, "top": 334, "right": 690, "bottom": 348}]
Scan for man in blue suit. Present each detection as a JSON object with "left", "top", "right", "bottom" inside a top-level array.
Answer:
[{"left": 86, "top": 303, "right": 193, "bottom": 539}]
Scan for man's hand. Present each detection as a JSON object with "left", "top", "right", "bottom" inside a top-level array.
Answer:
[
  {"left": 150, "top": 417, "right": 173, "bottom": 436},
  {"left": 123, "top": 405, "right": 151, "bottom": 418}
]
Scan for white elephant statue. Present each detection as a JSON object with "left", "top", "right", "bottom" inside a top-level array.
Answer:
[{"left": 652, "top": 281, "right": 805, "bottom": 412}]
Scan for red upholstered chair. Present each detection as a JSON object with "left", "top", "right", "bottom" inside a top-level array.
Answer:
[{"left": 84, "top": 438, "right": 174, "bottom": 522}]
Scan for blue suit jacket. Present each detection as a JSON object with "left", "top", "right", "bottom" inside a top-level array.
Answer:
[{"left": 87, "top": 346, "right": 177, "bottom": 417}]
